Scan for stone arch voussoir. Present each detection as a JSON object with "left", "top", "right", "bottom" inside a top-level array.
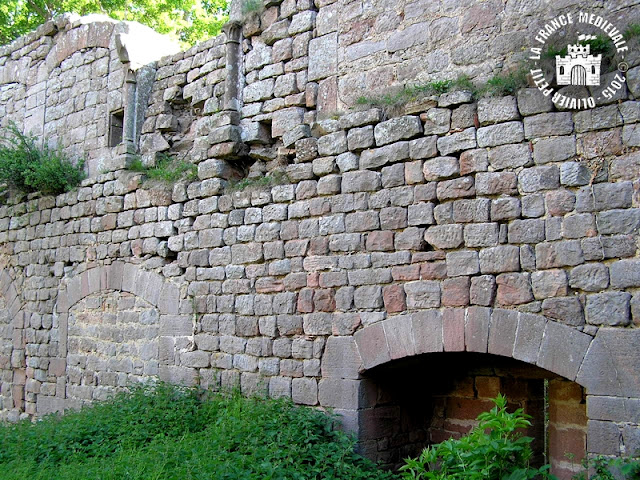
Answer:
[
  {"left": 55, "top": 262, "right": 180, "bottom": 315},
  {"left": 351, "top": 307, "right": 594, "bottom": 386}
]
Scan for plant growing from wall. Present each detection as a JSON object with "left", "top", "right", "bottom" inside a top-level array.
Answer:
[
  {"left": 128, "top": 153, "right": 197, "bottom": 184},
  {"left": 479, "top": 67, "right": 530, "bottom": 97},
  {"left": 224, "top": 170, "right": 289, "bottom": 193},
  {"left": 400, "top": 394, "right": 552, "bottom": 480},
  {"left": 0, "top": 124, "right": 85, "bottom": 196}
]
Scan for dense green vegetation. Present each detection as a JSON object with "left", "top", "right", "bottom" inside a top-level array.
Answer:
[
  {"left": 1, "top": 386, "right": 637, "bottom": 479},
  {"left": 401, "top": 394, "right": 550, "bottom": 480},
  {"left": 0, "top": 383, "right": 396, "bottom": 480},
  {"left": 0, "top": 124, "right": 85, "bottom": 196},
  {"left": 0, "top": 0, "right": 228, "bottom": 47}
]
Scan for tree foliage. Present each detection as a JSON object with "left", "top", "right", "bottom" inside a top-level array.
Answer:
[{"left": 0, "top": 0, "right": 229, "bottom": 47}]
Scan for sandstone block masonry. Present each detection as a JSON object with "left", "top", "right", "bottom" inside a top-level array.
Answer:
[
  {"left": 0, "top": 0, "right": 639, "bottom": 471},
  {"left": 0, "top": 87, "right": 638, "bottom": 461}
]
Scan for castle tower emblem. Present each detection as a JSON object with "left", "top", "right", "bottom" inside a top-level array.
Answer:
[{"left": 555, "top": 35, "right": 602, "bottom": 86}]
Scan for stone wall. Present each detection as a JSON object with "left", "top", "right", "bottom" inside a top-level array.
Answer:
[{"left": 0, "top": 0, "right": 639, "bottom": 474}]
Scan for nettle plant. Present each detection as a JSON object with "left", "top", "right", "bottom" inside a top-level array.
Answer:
[
  {"left": 400, "top": 394, "right": 552, "bottom": 480},
  {"left": 401, "top": 395, "right": 640, "bottom": 480}
]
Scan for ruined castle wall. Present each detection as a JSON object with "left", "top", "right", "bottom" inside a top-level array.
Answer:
[
  {"left": 0, "top": 0, "right": 639, "bottom": 469},
  {"left": 0, "top": 15, "right": 178, "bottom": 177}
]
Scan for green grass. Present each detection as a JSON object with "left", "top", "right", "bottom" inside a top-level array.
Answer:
[
  {"left": 0, "top": 383, "right": 396, "bottom": 480},
  {"left": 128, "top": 154, "right": 197, "bottom": 183},
  {"left": 479, "top": 67, "right": 529, "bottom": 97},
  {"left": 624, "top": 23, "right": 640, "bottom": 40},
  {"left": 355, "top": 76, "right": 477, "bottom": 110},
  {"left": 354, "top": 69, "right": 531, "bottom": 110}
]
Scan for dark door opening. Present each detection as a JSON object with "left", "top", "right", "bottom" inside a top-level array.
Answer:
[{"left": 358, "top": 352, "right": 586, "bottom": 479}]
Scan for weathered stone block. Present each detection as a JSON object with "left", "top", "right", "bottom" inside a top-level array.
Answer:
[
  {"left": 409, "top": 136, "right": 438, "bottom": 159},
  {"left": 531, "top": 269, "right": 567, "bottom": 299},
  {"left": 308, "top": 33, "right": 338, "bottom": 81},
  {"left": 488, "top": 309, "right": 518, "bottom": 357},
  {"left": 533, "top": 135, "right": 576, "bottom": 164},
  {"left": 524, "top": 112, "right": 573, "bottom": 139},
  {"left": 513, "top": 312, "right": 546, "bottom": 365},
  {"left": 478, "top": 96, "right": 519, "bottom": 125},
  {"left": 537, "top": 321, "right": 591, "bottom": 381},
  {"left": 465, "top": 306, "right": 490, "bottom": 351},
  {"left": 470, "top": 276, "right": 496, "bottom": 306},
  {"left": 421, "top": 108, "right": 451, "bottom": 135},
  {"left": 424, "top": 224, "right": 463, "bottom": 249},
  {"left": 490, "top": 197, "right": 521, "bottom": 221},
  {"left": 487, "top": 143, "right": 531, "bottom": 170},
  {"left": 423, "top": 156, "right": 459, "bottom": 181},
  {"left": 479, "top": 245, "right": 520, "bottom": 273},
  {"left": 459, "top": 148, "right": 488, "bottom": 175},
  {"left": 518, "top": 165, "right": 560, "bottom": 192},
  {"left": 536, "top": 241, "right": 584, "bottom": 269},
  {"left": 355, "top": 322, "right": 390, "bottom": 369},
  {"left": 341, "top": 170, "right": 381, "bottom": 192},
  {"left": 407, "top": 202, "right": 435, "bottom": 227},
  {"left": 353, "top": 285, "right": 383, "bottom": 309},
  {"left": 442, "top": 277, "right": 470, "bottom": 306},
  {"left": 496, "top": 272, "right": 533, "bottom": 305},
  {"left": 374, "top": 116, "right": 422, "bottom": 146},
  {"left": 437, "top": 127, "right": 476, "bottom": 155},
  {"left": 517, "top": 88, "right": 553, "bottom": 116},
  {"left": 272, "top": 107, "right": 305, "bottom": 137},
  {"left": 347, "top": 125, "right": 374, "bottom": 151},
  {"left": 610, "top": 259, "right": 640, "bottom": 288},
  {"left": 446, "top": 250, "right": 480, "bottom": 276},
  {"left": 464, "top": 223, "right": 498, "bottom": 247},
  {"left": 405, "top": 281, "right": 441, "bottom": 309},
  {"left": 360, "top": 142, "right": 409, "bottom": 170},
  {"left": 596, "top": 209, "right": 640, "bottom": 235},
  {"left": 477, "top": 121, "right": 524, "bottom": 147},
  {"left": 476, "top": 172, "right": 517, "bottom": 195},
  {"left": 508, "top": 219, "right": 545, "bottom": 244},
  {"left": 542, "top": 297, "right": 584, "bottom": 326},
  {"left": 569, "top": 263, "right": 609, "bottom": 292},
  {"left": 436, "top": 176, "right": 475, "bottom": 200},
  {"left": 575, "top": 182, "right": 633, "bottom": 212}
]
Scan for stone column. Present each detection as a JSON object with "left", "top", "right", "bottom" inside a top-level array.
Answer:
[
  {"left": 123, "top": 68, "right": 137, "bottom": 153},
  {"left": 222, "top": 21, "right": 242, "bottom": 121}
]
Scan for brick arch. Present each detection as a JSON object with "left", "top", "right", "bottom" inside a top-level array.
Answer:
[
  {"left": 352, "top": 307, "right": 594, "bottom": 385},
  {"left": 320, "top": 308, "right": 640, "bottom": 468}
]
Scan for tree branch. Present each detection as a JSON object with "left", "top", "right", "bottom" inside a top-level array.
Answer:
[{"left": 25, "top": 0, "right": 51, "bottom": 21}]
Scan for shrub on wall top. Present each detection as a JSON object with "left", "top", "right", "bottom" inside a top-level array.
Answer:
[{"left": 0, "top": 124, "right": 85, "bottom": 196}]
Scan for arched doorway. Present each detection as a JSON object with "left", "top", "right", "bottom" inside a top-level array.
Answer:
[
  {"left": 320, "top": 308, "right": 640, "bottom": 479},
  {"left": 357, "top": 352, "right": 586, "bottom": 479},
  {"left": 571, "top": 65, "right": 587, "bottom": 85}
]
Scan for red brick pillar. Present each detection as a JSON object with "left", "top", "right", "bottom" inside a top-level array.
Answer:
[{"left": 548, "top": 379, "right": 587, "bottom": 479}]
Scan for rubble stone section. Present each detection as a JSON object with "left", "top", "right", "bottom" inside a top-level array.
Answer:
[{"left": 66, "top": 291, "right": 159, "bottom": 406}]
